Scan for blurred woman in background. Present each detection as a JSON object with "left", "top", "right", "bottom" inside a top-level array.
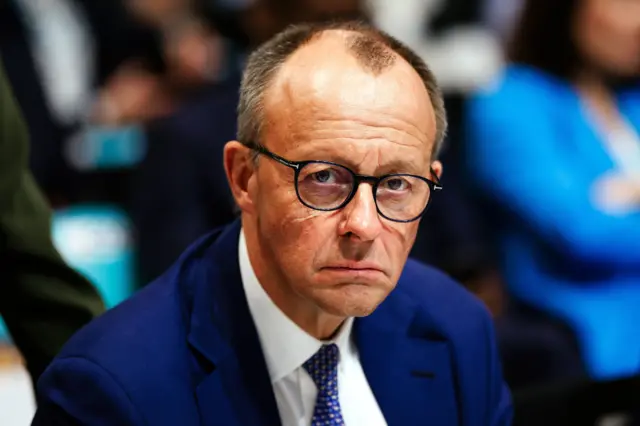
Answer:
[{"left": 466, "top": 0, "right": 640, "bottom": 380}]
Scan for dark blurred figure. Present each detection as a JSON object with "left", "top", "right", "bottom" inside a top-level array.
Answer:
[
  {"left": 467, "top": 0, "right": 640, "bottom": 382},
  {"left": 0, "top": 61, "right": 105, "bottom": 384},
  {"left": 405, "top": 0, "right": 506, "bottom": 317},
  {"left": 0, "top": 0, "right": 166, "bottom": 200},
  {"left": 131, "top": 0, "right": 369, "bottom": 283}
]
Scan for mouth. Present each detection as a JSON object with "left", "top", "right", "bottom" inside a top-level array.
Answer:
[
  {"left": 320, "top": 263, "right": 386, "bottom": 278},
  {"left": 323, "top": 266, "right": 382, "bottom": 272}
]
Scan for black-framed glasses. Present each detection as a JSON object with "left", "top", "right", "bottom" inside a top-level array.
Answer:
[{"left": 251, "top": 144, "right": 442, "bottom": 223}]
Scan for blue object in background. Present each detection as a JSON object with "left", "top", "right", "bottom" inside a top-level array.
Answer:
[
  {"left": 0, "top": 317, "right": 9, "bottom": 343},
  {"left": 52, "top": 204, "right": 136, "bottom": 309},
  {"left": 65, "top": 125, "right": 146, "bottom": 171}
]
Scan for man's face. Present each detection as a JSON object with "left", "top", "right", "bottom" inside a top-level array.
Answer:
[{"left": 245, "top": 34, "right": 439, "bottom": 318}]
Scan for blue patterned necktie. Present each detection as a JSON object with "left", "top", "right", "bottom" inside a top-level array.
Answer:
[{"left": 303, "top": 344, "right": 345, "bottom": 425}]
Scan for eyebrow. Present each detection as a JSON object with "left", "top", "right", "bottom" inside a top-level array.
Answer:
[
  {"left": 295, "top": 153, "right": 426, "bottom": 177},
  {"left": 373, "top": 158, "right": 425, "bottom": 176}
]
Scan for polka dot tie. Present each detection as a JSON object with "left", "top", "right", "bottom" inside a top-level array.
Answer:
[{"left": 303, "top": 344, "right": 345, "bottom": 426}]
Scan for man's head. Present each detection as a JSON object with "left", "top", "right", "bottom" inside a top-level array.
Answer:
[{"left": 224, "top": 21, "right": 446, "bottom": 331}]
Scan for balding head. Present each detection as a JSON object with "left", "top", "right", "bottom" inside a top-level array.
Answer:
[
  {"left": 237, "top": 21, "right": 447, "bottom": 157},
  {"left": 263, "top": 31, "right": 437, "bottom": 161}
]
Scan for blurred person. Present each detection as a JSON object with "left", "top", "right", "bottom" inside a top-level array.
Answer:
[
  {"left": 33, "top": 22, "right": 512, "bottom": 426},
  {"left": 368, "top": 0, "right": 503, "bottom": 93},
  {"left": 126, "top": 0, "right": 252, "bottom": 284},
  {"left": 0, "top": 62, "right": 105, "bottom": 384},
  {"left": 467, "top": 0, "right": 640, "bottom": 380},
  {"left": 481, "top": 0, "right": 524, "bottom": 44},
  {"left": 0, "top": 0, "right": 165, "bottom": 198}
]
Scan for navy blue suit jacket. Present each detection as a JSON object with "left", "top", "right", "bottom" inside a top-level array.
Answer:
[{"left": 33, "top": 221, "right": 512, "bottom": 426}]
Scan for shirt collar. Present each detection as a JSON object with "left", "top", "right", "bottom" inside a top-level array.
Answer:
[{"left": 239, "top": 229, "right": 354, "bottom": 383}]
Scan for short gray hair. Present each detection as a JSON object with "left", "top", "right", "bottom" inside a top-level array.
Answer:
[{"left": 237, "top": 21, "right": 448, "bottom": 157}]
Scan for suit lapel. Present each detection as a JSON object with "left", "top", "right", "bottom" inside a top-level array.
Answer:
[
  {"left": 194, "top": 354, "right": 280, "bottom": 426},
  {"left": 186, "top": 221, "right": 282, "bottom": 426},
  {"left": 356, "top": 285, "right": 460, "bottom": 426}
]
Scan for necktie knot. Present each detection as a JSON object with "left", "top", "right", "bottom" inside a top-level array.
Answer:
[
  {"left": 303, "top": 344, "right": 344, "bottom": 425},
  {"left": 303, "top": 344, "right": 340, "bottom": 387}
]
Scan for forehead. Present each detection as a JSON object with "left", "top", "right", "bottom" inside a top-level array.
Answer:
[{"left": 262, "top": 31, "right": 437, "bottom": 164}]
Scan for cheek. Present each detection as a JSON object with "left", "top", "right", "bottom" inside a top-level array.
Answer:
[
  {"left": 381, "top": 222, "right": 419, "bottom": 267},
  {"left": 386, "top": 220, "right": 419, "bottom": 248},
  {"left": 260, "top": 199, "right": 337, "bottom": 268}
]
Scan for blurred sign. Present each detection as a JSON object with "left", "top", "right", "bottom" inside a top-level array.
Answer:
[
  {"left": 0, "top": 318, "right": 9, "bottom": 343},
  {"left": 52, "top": 204, "right": 136, "bottom": 308}
]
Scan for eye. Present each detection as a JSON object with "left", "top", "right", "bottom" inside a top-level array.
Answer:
[
  {"left": 312, "top": 169, "right": 334, "bottom": 183},
  {"left": 300, "top": 164, "right": 352, "bottom": 185},
  {"left": 384, "top": 177, "right": 410, "bottom": 191}
]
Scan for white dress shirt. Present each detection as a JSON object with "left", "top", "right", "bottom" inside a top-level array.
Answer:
[
  {"left": 239, "top": 230, "right": 387, "bottom": 426},
  {"left": 603, "top": 117, "right": 640, "bottom": 182},
  {"left": 581, "top": 102, "right": 640, "bottom": 182}
]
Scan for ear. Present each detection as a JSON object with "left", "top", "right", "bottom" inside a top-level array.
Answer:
[
  {"left": 223, "top": 141, "right": 257, "bottom": 214},
  {"left": 431, "top": 160, "right": 443, "bottom": 180}
]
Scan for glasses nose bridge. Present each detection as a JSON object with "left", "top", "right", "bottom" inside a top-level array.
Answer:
[
  {"left": 347, "top": 174, "right": 380, "bottom": 207},
  {"left": 342, "top": 174, "right": 381, "bottom": 221},
  {"left": 353, "top": 174, "right": 379, "bottom": 188}
]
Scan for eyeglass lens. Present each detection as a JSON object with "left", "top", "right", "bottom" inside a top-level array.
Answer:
[{"left": 296, "top": 162, "right": 431, "bottom": 221}]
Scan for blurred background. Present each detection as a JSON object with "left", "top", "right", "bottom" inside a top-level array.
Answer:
[{"left": 0, "top": 0, "right": 639, "bottom": 424}]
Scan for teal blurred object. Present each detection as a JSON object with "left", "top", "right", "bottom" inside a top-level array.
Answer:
[
  {"left": 0, "top": 317, "right": 10, "bottom": 343},
  {"left": 65, "top": 125, "right": 146, "bottom": 171},
  {"left": 52, "top": 205, "right": 136, "bottom": 309}
]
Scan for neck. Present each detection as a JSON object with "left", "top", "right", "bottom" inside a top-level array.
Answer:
[
  {"left": 575, "top": 69, "right": 608, "bottom": 96},
  {"left": 241, "top": 216, "right": 345, "bottom": 340},
  {"left": 574, "top": 69, "right": 619, "bottom": 126}
]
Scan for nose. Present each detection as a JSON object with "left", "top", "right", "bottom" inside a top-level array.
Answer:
[{"left": 338, "top": 183, "right": 383, "bottom": 241}]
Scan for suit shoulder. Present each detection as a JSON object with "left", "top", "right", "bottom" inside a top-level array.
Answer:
[
  {"left": 400, "top": 258, "right": 485, "bottom": 310},
  {"left": 56, "top": 229, "right": 223, "bottom": 367},
  {"left": 36, "top": 271, "right": 190, "bottom": 412},
  {"left": 58, "top": 270, "right": 186, "bottom": 366},
  {"left": 398, "top": 259, "right": 491, "bottom": 337}
]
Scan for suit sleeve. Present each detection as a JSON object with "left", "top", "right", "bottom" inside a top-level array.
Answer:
[
  {"left": 32, "top": 357, "right": 144, "bottom": 426},
  {"left": 0, "top": 61, "right": 105, "bottom": 382},
  {"left": 466, "top": 85, "right": 640, "bottom": 269}
]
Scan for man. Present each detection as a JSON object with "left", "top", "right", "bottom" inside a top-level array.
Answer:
[
  {"left": 33, "top": 21, "right": 512, "bottom": 425},
  {"left": 0, "top": 61, "right": 105, "bottom": 383}
]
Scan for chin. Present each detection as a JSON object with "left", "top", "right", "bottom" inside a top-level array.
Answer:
[
  {"left": 334, "top": 304, "right": 379, "bottom": 318},
  {"left": 312, "top": 283, "right": 392, "bottom": 318}
]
